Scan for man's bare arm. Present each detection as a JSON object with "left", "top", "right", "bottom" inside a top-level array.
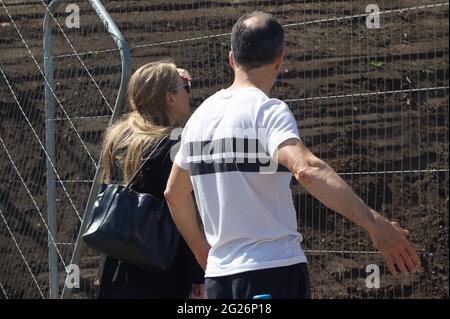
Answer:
[
  {"left": 276, "top": 138, "right": 421, "bottom": 275},
  {"left": 164, "top": 163, "right": 210, "bottom": 270}
]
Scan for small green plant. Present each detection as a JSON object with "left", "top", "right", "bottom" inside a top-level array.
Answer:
[
  {"left": 369, "top": 60, "right": 384, "bottom": 69},
  {"left": 421, "top": 68, "right": 434, "bottom": 75}
]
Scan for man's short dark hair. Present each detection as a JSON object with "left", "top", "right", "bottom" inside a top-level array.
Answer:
[{"left": 231, "top": 11, "right": 284, "bottom": 70}]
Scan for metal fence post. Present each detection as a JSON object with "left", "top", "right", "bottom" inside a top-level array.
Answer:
[
  {"left": 49, "top": 0, "right": 132, "bottom": 299},
  {"left": 43, "top": 1, "right": 58, "bottom": 299},
  {"left": 43, "top": 0, "right": 131, "bottom": 299}
]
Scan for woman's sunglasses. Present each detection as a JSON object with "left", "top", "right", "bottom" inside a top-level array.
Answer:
[{"left": 170, "top": 81, "right": 191, "bottom": 94}]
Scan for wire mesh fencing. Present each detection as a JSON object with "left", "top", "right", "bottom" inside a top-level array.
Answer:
[
  {"left": 0, "top": 0, "right": 448, "bottom": 299},
  {"left": 0, "top": 0, "right": 128, "bottom": 299}
]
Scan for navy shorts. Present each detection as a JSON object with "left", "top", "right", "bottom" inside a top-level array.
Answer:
[{"left": 204, "top": 262, "right": 311, "bottom": 299}]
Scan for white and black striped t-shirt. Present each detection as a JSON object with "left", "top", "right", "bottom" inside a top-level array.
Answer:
[{"left": 174, "top": 87, "right": 307, "bottom": 277}]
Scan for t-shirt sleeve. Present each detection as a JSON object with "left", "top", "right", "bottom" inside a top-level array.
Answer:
[
  {"left": 257, "top": 99, "right": 301, "bottom": 159},
  {"left": 173, "top": 129, "right": 189, "bottom": 171}
]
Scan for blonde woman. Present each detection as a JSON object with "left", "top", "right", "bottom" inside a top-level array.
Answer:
[{"left": 96, "top": 61, "right": 204, "bottom": 299}]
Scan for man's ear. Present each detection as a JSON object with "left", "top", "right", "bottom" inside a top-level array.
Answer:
[
  {"left": 274, "top": 49, "right": 285, "bottom": 72},
  {"left": 229, "top": 51, "right": 236, "bottom": 70}
]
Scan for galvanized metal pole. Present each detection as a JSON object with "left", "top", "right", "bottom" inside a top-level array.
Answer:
[
  {"left": 57, "top": 0, "right": 132, "bottom": 299},
  {"left": 43, "top": 0, "right": 58, "bottom": 299}
]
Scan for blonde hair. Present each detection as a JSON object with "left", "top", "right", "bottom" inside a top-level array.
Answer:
[{"left": 100, "top": 61, "right": 178, "bottom": 184}]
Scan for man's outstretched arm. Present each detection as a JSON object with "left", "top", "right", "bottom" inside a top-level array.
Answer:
[
  {"left": 276, "top": 138, "right": 421, "bottom": 275},
  {"left": 164, "top": 163, "right": 210, "bottom": 270}
]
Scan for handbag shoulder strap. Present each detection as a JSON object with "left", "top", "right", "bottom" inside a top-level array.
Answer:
[{"left": 125, "top": 136, "right": 169, "bottom": 189}]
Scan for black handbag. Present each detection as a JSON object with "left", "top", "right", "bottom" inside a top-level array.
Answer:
[{"left": 82, "top": 137, "right": 180, "bottom": 271}]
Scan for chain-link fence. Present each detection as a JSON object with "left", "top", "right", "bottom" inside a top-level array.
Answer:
[
  {"left": 0, "top": 0, "right": 130, "bottom": 299},
  {"left": 0, "top": 0, "right": 448, "bottom": 299}
]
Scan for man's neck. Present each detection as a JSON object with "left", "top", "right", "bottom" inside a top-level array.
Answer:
[{"left": 227, "top": 66, "right": 275, "bottom": 96}]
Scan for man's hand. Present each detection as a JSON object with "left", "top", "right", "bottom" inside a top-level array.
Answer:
[
  {"left": 276, "top": 138, "right": 421, "bottom": 275},
  {"left": 189, "top": 284, "right": 205, "bottom": 299},
  {"left": 368, "top": 213, "right": 421, "bottom": 275}
]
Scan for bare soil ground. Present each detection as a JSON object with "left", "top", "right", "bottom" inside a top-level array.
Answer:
[{"left": 0, "top": 0, "right": 448, "bottom": 298}]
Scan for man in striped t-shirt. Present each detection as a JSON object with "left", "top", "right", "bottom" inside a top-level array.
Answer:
[{"left": 165, "top": 11, "right": 420, "bottom": 299}]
